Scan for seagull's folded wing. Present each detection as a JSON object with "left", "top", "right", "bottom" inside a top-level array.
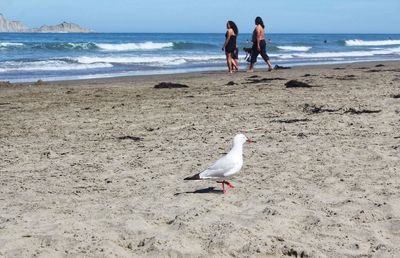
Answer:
[{"left": 199, "top": 155, "right": 236, "bottom": 179}]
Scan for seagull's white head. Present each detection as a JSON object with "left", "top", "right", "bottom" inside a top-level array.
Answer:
[{"left": 233, "top": 133, "right": 254, "bottom": 146}]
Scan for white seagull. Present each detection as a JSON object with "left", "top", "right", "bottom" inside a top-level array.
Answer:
[{"left": 184, "top": 133, "right": 254, "bottom": 193}]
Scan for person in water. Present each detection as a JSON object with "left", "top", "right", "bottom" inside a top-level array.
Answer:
[
  {"left": 222, "top": 21, "right": 238, "bottom": 73},
  {"left": 248, "top": 16, "right": 273, "bottom": 72}
]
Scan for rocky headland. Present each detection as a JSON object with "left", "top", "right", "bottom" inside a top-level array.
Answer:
[{"left": 0, "top": 14, "right": 92, "bottom": 33}]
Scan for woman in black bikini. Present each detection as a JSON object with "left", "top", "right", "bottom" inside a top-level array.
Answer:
[
  {"left": 222, "top": 21, "right": 238, "bottom": 73},
  {"left": 248, "top": 16, "right": 273, "bottom": 72}
]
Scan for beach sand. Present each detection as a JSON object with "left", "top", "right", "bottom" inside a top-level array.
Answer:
[{"left": 1, "top": 61, "right": 400, "bottom": 257}]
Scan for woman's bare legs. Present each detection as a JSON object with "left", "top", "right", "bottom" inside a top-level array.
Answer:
[
  {"left": 260, "top": 51, "right": 273, "bottom": 71},
  {"left": 232, "top": 59, "right": 239, "bottom": 71},
  {"left": 225, "top": 52, "right": 233, "bottom": 73},
  {"left": 226, "top": 53, "right": 234, "bottom": 73},
  {"left": 264, "top": 58, "right": 273, "bottom": 71},
  {"left": 266, "top": 60, "right": 273, "bottom": 71},
  {"left": 249, "top": 56, "right": 272, "bottom": 72},
  {"left": 225, "top": 52, "right": 230, "bottom": 72},
  {"left": 248, "top": 62, "right": 255, "bottom": 72}
]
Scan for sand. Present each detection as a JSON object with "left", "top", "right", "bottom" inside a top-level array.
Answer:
[{"left": 1, "top": 61, "right": 400, "bottom": 258}]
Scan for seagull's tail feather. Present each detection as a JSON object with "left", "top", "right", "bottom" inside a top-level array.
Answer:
[{"left": 184, "top": 173, "right": 201, "bottom": 180}]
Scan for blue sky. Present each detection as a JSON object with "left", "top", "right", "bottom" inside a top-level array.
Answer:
[{"left": 1, "top": 0, "right": 399, "bottom": 33}]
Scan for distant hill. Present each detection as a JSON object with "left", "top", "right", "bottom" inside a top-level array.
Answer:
[{"left": 0, "top": 14, "right": 93, "bottom": 33}]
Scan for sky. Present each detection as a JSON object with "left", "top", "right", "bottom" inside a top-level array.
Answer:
[{"left": 0, "top": 0, "right": 399, "bottom": 33}]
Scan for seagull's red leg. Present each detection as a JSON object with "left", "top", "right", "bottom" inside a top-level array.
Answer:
[
  {"left": 217, "top": 181, "right": 225, "bottom": 193},
  {"left": 224, "top": 181, "right": 234, "bottom": 188}
]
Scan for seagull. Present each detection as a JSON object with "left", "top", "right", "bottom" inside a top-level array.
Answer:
[{"left": 184, "top": 133, "right": 254, "bottom": 193}]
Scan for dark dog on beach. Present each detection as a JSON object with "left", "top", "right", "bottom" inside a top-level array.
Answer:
[{"left": 243, "top": 47, "right": 252, "bottom": 62}]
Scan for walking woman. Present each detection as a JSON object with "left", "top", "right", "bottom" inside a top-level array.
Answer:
[
  {"left": 222, "top": 21, "right": 238, "bottom": 73},
  {"left": 248, "top": 16, "right": 273, "bottom": 72}
]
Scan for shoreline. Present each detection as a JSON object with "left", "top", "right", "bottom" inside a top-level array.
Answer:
[
  {"left": 1, "top": 60, "right": 399, "bottom": 257},
  {"left": 2, "top": 32, "right": 400, "bottom": 84},
  {"left": 2, "top": 60, "right": 400, "bottom": 86}
]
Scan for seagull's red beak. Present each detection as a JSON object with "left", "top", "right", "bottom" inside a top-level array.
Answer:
[{"left": 246, "top": 137, "right": 254, "bottom": 144}]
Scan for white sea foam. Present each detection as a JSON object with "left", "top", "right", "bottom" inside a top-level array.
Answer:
[
  {"left": 74, "top": 55, "right": 224, "bottom": 65},
  {"left": 0, "top": 42, "right": 24, "bottom": 47},
  {"left": 184, "top": 56, "right": 226, "bottom": 62},
  {"left": 75, "top": 56, "right": 182, "bottom": 64},
  {"left": 345, "top": 39, "right": 400, "bottom": 46},
  {"left": 278, "top": 46, "right": 312, "bottom": 52},
  {"left": 0, "top": 60, "right": 113, "bottom": 72},
  {"left": 95, "top": 42, "right": 174, "bottom": 51},
  {"left": 275, "top": 47, "right": 400, "bottom": 59},
  {"left": 64, "top": 42, "right": 95, "bottom": 49}
]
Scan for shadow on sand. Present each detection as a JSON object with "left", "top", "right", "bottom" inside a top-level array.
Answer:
[{"left": 174, "top": 187, "right": 223, "bottom": 196}]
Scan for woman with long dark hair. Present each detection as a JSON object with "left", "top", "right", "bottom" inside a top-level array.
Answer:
[
  {"left": 248, "top": 16, "right": 273, "bottom": 72},
  {"left": 222, "top": 21, "right": 238, "bottom": 73}
]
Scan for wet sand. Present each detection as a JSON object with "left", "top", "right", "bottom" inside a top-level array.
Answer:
[{"left": 1, "top": 61, "right": 400, "bottom": 257}]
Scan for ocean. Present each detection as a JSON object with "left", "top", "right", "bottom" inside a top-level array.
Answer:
[{"left": 1, "top": 33, "right": 400, "bottom": 82}]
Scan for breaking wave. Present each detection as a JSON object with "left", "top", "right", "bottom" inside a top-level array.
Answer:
[
  {"left": 0, "top": 41, "right": 217, "bottom": 51},
  {"left": 96, "top": 42, "right": 217, "bottom": 51},
  {"left": 277, "top": 46, "right": 312, "bottom": 52},
  {"left": 345, "top": 39, "right": 400, "bottom": 46},
  {"left": 96, "top": 42, "right": 174, "bottom": 51},
  {"left": 275, "top": 47, "right": 400, "bottom": 59},
  {"left": 0, "top": 42, "right": 25, "bottom": 49},
  {"left": 0, "top": 60, "right": 113, "bottom": 72},
  {"left": 73, "top": 55, "right": 224, "bottom": 65}
]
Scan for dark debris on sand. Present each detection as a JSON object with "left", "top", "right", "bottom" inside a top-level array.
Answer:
[
  {"left": 246, "top": 77, "right": 286, "bottom": 84},
  {"left": 117, "top": 136, "right": 143, "bottom": 141},
  {"left": 0, "top": 81, "right": 13, "bottom": 87},
  {"left": 303, "top": 104, "right": 382, "bottom": 115},
  {"left": 303, "top": 103, "right": 341, "bottom": 114},
  {"left": 273, "top": 118, "right": 311, "bottom": 124},
  {"left": 226, "top": 81, "right": 237, "bottom": 86},
  {"left": 368, "top": 68, "right": 400, "bottom": 73},
  {"left": 391, "top": 94, "right": 400, "bottom": 99},
  {"left": 285, "top": 80, "right": 314, "bottom": 88},
  {"left": 145, "top": 127, "right": 158, "bottom": 132},
  {"left": 34, "top": 79, "right": 44, "bottom": 86},
  {"left": 343, "top": 108, "right": 381, "bottom": 114},
  {"left": 154, "top": 82, "right": 189, "bottom": 89},
  {"left": 274, "top": 65, "right": 291, "bottom": 70},
  {"left": 336, "top": 75, "right": 357, "bottom": 80},
  {"left": 283, "top": 248, "right": 307, "bottom": 258}
]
